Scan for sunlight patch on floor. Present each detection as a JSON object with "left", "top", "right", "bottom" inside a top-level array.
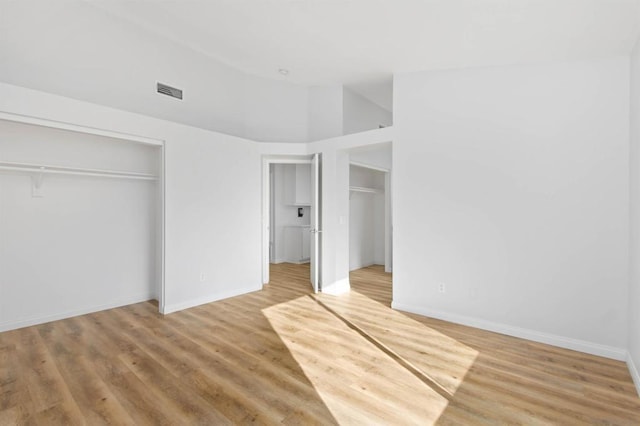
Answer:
[
  {"left": 262, "top": 291, "right": 477, "bottom": 424},
  {"left": 316, "top": 290, "right": 479, "bottom": 395}
]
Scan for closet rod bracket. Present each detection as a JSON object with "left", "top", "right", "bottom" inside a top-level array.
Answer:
[{"left": 31, "top": 167, "right": 45, "bottom": 198}]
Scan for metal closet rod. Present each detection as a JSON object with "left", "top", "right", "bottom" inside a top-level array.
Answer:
[{"left": 0, "top": 161, "right": 158, "bottom": 181}]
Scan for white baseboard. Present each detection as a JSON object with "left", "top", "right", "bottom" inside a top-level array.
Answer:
[
  {"left": 273, "top": 259, "right": 309, "bottom": 265},
  {"left": 627, "top": 352, "right": 640, "bottom": 397},
  {"left": 322, "top": 278, "right": 350, "bottom": 295},
  {"left": 391, "top": 301, "right": 627, "bottom": 361},
  {"left": 162, "top": 284, "right": 261, "bottom": 314},
  {"left": 0, "top": 293, "right": 155, "bottom": 333},
  {"left": 349, "top": 261, "right": 383, "bottom": 272}
]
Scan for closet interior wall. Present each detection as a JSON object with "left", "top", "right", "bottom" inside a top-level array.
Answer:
[
  {"left": 0, "top": 119, "right": 161, "bottom": 331},
  {"left": 349, "top": 164, "right": 385, "bottom": 271}
]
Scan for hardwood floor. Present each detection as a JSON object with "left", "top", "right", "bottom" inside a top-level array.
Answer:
[{"left": 1, "top": 263, "right": 639, "bottom": 424}]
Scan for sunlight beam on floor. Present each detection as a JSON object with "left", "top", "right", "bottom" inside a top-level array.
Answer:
[{"left": 262, "top": 290, "right": 478, "bottom": 424}]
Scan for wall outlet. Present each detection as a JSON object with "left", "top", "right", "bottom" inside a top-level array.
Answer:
[
  {"left": 199, "top": 272, "right": 206, "bottom": 282},
  {"left": 438, "top": 282, "right": 446, "bottom": 293}
]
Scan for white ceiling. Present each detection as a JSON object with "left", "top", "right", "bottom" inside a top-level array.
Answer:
[{"left": 87, "top": 0, "right": 640, "bottom": 110}]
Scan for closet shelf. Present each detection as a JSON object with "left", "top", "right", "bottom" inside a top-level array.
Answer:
[
  {"left": 349, "top": 186, "right": 382, "bottom": 194},
  {"left": 0, "top": 161, "right": 158, "bottom": 181}
]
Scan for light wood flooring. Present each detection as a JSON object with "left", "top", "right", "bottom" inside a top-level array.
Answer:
[{"left": 1, "top": 263, "right": 639, "bottom": 424}]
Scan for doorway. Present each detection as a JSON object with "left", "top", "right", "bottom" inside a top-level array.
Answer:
[
  {"left": 347, "top": 142, "right": 393, "bottom": 296},
  {"left": 262, "top": 154, "right": 322, "bottom": 292}
]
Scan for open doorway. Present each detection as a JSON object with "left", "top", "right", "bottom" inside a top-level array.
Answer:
[
  {"left": 349, "top": 164, "right": 386, "bottom": 271},
  {"left": 347, "top": 143, "right": 393, "bottom": 302},
  {"left": 262, "top": 155, "right": 322, "bottom": 292}
]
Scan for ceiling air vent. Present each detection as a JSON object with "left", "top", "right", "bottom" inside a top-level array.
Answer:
[{"left": 156, "top": 82, "right": 183, "bottom": 100}]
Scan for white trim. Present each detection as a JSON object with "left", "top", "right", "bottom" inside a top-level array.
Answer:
[
  {"left": 262, "top": 155, "right": 312, "bottom": 164},
  {"left": 0, "top": 110, "right": 167, "bottom": 317},
  {"left": 307, "top": 126, "right": 394, "bottom": 153},
  {"left": 350, "top": 160, "right": 390, "bottom": 173},
  {"left": 628, "top": 352, "right": 640, "bottom": 397},
  {"left": 0, "top": 293, "right": 155, "bottom": 333},
  {"left": 162, "top": 284, "right": 262, "bottom": 314},
  {"left": 282, "top": 259, "right": 310, "bottom": 265},
  {"left": 391, "top": 301, "right": 627, "bottom": 361},
  {"left": 349, "top": 185, "right": 383, "bottom": 194},
  {"left": 158, "top": 143, "right": 166, "bottom": 312},
  {"left": 0, "top": 111, "right": 163, "bottom": 146},
  {"left": 322, "top": 278, "right": 351, "bottom": 295},
  {"left": 0, "top": 161, "right": 158, "bottom": 181},
  {"left": 262, "top": 155, "right": 314, "bottom": 285},
  {"left": 349, "top": 261, "right": 384, "bottom": 272}
]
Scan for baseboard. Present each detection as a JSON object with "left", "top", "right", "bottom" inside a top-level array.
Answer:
[
  {"left": 627, "top": 352, "right": 640, "bottom": 397},
  {"left": 391, "top": 301, "right": 627, "bottom": 361},
  {"left": 322, "top": 278, "right": 350, "bottom": 295},
  {"left": 162, "top": 284, "right": 262, "bottom": 314},
  {"left": 273, "top": 259, "right": 309, "bottom": 265},
  {"left": 0, "top": 293, "right": 155, "bottom": 333},
  {"left": 349, "top": 261, "right": 382, "bottom": 272}
]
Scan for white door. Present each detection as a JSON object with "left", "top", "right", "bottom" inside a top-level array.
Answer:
[{"left": 310, "top": 153, "right": 322, "bottom": 292}]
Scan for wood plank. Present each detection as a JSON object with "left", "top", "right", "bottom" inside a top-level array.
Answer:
[{"left": 0, "top": 262, "right": 637, "bottom": 424}]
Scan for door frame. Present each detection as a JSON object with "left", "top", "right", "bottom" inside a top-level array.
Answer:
[
  {"left": 348, "top": 160, "right": 392, "bottom": 273},
  {"left": 261, "top": 155, "right": 313, "bottom": 285},
  {"left": 0, "top": 111, "right": 167, "bottom": 312}
]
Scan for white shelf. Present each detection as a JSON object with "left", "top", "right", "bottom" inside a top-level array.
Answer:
[
  {"left": 0, "top": 161, "right": 158, "bottom": 181},
  {"left": 349, "top": 186, "right": 383, "bottom": 194}
]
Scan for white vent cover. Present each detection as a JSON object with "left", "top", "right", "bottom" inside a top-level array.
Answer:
[{"left": 156, "top": 82, "right": 183, "bottom": 100}]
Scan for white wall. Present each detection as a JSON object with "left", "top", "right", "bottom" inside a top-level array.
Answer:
[
  {"left": 393, "top": 57, "right": 630, "bottom": 359},
  {"left": 243, "top": 79, "right": 309, "bottom": 143},
  {"left": 349, "top": 193, "right": 385, "bottom": 270},
  {"left": 308, "top": 86, "right": 343, "bottom": 142},
  {"left": 0, "top": 120, "right": 159, "bottom": 331},
  {"left": 306, "top": 128, "right": 395, "bottom": 294},
  {"left": 0, "top": 0, "right": 310, "bottom": 143},
  {"left": 374, "top": 194, "right": 385, "bottom": 265},
  {"left": 350, "top": 164, "right": 385, "bottom": 188},
  {"left": 349, "top": 165, "right": 385, "bottom": 270},
  {"left": 343, "top": 88, "right": 393, "bottom": 135},
  {"left": 0, "top": 82, "right": 263, "bottom": 319},
  {"left": 272, "top": 164, "right": 310, "bottom": 263},
  {"left": 349, "top": 192, "right": 375, "bottom": 270},
  {"left": 349, "top": 143, "right": 392, "bottom": 171},
  {"left": 628, "top": 38, "right": 640, "bottom": 392}
]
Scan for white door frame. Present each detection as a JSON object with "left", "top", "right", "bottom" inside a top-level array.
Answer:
[
  {"left": 0, "top": 111, "right": 167, "bottom": 311},
  {"left": 261, "top": 155, "right": 312, "bottom": 285},
  {"left": 348, "top": 160, "right": 392, "bottom": 273}
]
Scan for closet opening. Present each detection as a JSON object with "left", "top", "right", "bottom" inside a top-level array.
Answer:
[
  {"left": 262, "top": 155, "right": 322, "bottom": 293},
  {"left": 0, "top": 116, "right": 164, "bottom": 331},
  {"left": 347, "top": 142, "right": 392, "bottom": 303}
]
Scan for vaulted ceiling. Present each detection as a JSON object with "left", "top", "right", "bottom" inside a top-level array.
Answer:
[
  {"left": 89, "top": 0, "right": 640, "bottom": 108},
  {"left": 2, "top": 0, "right": 639, "bottom": 119}
]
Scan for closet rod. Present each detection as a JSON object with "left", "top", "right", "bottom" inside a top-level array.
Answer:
[
  {"left": 349, "top": 186, "right": 382, "bottom": 194},
  {"left": 0, "top": 161, "right": 158, "bottom": 181}
]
